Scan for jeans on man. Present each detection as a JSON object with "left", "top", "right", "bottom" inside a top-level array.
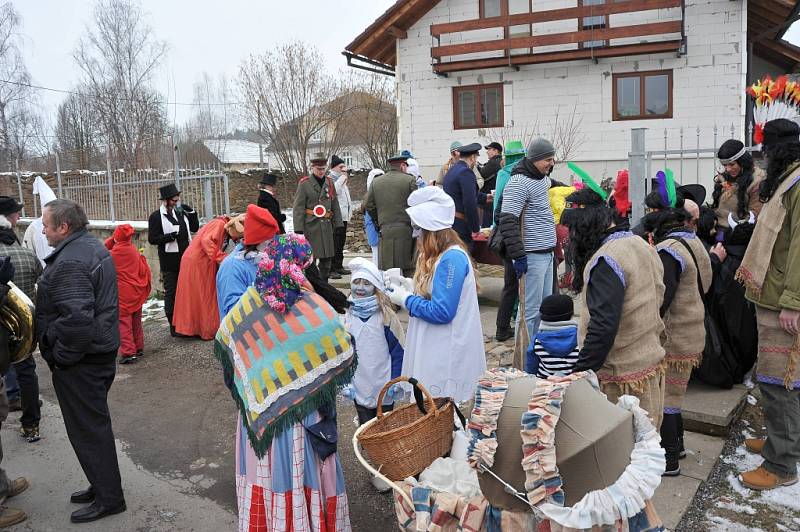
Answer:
[
  {"left": 760, "top": 382, "right": 800, "bottom": 478},
  {"left": 518, "top": 251, "right": 554, "bottom": 339}
]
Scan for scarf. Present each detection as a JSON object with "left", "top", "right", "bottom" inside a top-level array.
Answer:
[
  {"left": 737, "top": 161, "right": 800, "bottom": 296},
  {"left": 254, "top": 234, "right": 313, "bottom": 313},
  {"left": 349, "top": 295, "right": 379, "bottom": 320},
  {"left": 160, "top": 204, "right": 191, "bottom": 253},
  {"left": 214, "top": 286, "right": 355, "bottom": 458}
]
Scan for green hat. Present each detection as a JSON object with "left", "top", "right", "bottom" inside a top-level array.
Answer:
[
  {"left": 504, "top": 140, "right": 526, "bottom": 156},
  {"left": 449, "top": 141, "right": 462, "bottom": 152},
  {"left": 387, "top": 151, "right": 410, "bottom": 163}
]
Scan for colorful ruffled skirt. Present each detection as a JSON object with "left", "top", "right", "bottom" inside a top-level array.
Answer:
[{"left": 235, "top": 413, "right": 351, "bottom": 532}]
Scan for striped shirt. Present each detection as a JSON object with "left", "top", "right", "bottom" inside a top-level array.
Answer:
[
  {"left": 532, "top": 340, "right": 579, "bottom": 378},
  {"left": 500, "top": 173, "right": 556, "bottom": 252}
]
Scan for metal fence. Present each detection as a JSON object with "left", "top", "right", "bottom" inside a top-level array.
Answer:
[
  {"left": 628, "top": 124, "right": 754, "bottom": 223},
  {"left": 9, "top": 135, "right": 230, "bottom": 222}
]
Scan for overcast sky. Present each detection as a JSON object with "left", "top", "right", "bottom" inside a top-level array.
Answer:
[
  {"left": 13, "top": 0, "right": 395, "bottom": 128},
  {"left": 12, "top": 0, "right": 800, "bottom": 132}
]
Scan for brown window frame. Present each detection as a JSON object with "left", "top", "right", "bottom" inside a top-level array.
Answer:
[
  {"left": 579, "top": 0, "right": 608, "bottom": 49},
  {"left": 612, "top": 70, "right": 673, "bottom": 121},
  {"left": 479, "top": 0, "right": 506, "bottom": 18},
  {"left": 452, "top": 83, "right": 505, "bottom": 130}
]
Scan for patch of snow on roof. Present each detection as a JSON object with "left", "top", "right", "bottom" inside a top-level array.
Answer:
[{"left": 203, "top": 139, "right": 265, "bottom": 164}]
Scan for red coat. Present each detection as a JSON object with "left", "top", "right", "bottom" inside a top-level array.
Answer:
[
  {"left": 173, "top": 217, "right": 230, "bottom": 340},
  {"left": 106, "top": 238, "right": 152, "bottom": 316}
]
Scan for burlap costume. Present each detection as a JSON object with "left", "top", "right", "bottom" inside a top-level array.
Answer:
[
  {"left": 656, "top": 234, "right": 712, "bottom": 412},
  {"left": 579, "top": 231, "right": 666, "bottom": 428}
]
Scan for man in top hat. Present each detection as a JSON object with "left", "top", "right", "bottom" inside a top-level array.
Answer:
[
  {"left": 147, "top": 183, "right": 199, "bottom": 336},
  {"left": 442, "top": 142, "right": 491, "bottom": 248},
  {"left": 365, "top": 152, "right": 418, "bottom": 276},
  {"left": 479, "top": 142, "right": 504, "bottom": 227},
  {"left": 256, "top": 174, "right": 286, "bottom": 234},
  {"left": 0, "top": 196, "right": 43, "bottom": 443},
  {"left": 292, "top": 153, "right": 343, "bottom": 281}
]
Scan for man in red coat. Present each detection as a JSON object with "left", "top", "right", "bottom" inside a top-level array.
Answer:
[{"left": 106, "top": 224, "right": 152, "bottom": 364}]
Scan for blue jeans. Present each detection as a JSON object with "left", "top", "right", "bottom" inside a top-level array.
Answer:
[
  {"left": 518, "top": 252, "right": 554, "bottom": 339},
  {"left": 3, "top": 366, "right": 19, "bottom": 402}
]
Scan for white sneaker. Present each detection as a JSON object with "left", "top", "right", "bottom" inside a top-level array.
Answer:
[{"left": 370, "top": 475, "right": 392, "bottom": 493}]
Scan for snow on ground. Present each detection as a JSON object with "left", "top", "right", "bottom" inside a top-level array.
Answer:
[
  {"left": 708, "top": 515, "right": 764, "bottom": 532},
  {"left": 142, "top": 298, "right": 165, "bottom": 322}
]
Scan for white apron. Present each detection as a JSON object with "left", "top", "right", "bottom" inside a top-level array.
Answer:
[
  {"left": 345, "top": 311, "right": 393, "bottom": 409},
  {"left": 401, "top": 246, "right": 486, "bottom": 403}
]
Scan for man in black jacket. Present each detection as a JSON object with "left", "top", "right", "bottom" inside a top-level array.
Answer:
[
  {"left": 147, "top": 184, "right": 199, "bottom": 336},
  {"left": 256, "top": 173, "right": 286, "bottom": 234},
  {"left": 479, "top": 142, "right": 503, "bottom": 227},
  {"left": 36, "top": 199, "right": 126, "bottom": 524}
]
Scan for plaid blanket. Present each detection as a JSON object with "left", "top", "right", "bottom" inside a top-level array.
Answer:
[{"left": 215, "top": 286, "right": 355, "bottom": 457}]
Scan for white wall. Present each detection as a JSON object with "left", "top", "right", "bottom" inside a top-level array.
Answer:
[{"left": 396, "top": 0, "right": 747, "bottom": 193}]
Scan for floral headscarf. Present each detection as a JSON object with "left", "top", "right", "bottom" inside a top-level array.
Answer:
[{"left": 254, "top": 234, "right": 313, "bottom": 313}]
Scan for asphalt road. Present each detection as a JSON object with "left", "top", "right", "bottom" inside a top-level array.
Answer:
[{"left": 2, "top": 317, "right": 395, "bottom": 531}]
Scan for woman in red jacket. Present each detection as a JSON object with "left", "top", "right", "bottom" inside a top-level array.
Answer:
[{"left": 106, "top": 224, "right": 152, "bottom": 364}]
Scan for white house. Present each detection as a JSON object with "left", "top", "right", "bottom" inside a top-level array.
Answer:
[
  {"left": 202, "top": 139, "right": 272, "bottom": 172},
  {"left": 345, "top": 0, "right": 800, "bottom": 191}
]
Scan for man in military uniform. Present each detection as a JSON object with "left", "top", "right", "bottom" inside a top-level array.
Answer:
[
  {"left": 365, "top": 152, "right": 418, "bottom": 277},
  {"left": 292, "top": 154, "right": 343, "bottom": 281},
  {"left": 443, "top": 142, "right": 490, "bottom": 249}
]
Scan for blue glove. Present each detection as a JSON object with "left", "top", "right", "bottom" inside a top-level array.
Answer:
[
  {"left": 340, "top": 385, "right": 355, "bottom": 399},
  {"left": 386, "top": 383, "right": 403, "bottom": 400},
  {"left": 513, "top": 256, "right": 528, "bottom": 279}
]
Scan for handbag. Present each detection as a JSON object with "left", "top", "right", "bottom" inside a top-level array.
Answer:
[{"left": 676, "top": 239, "right": 735, "bottom": 389}]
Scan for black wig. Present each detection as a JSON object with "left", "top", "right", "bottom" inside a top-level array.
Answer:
[{"left": 562, "top": 188, "right": 614, "bottom": 293}]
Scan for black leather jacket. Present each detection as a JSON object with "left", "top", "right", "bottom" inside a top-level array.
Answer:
[{"left": 36, "top": 229, "right": 120, "bottom": 367}]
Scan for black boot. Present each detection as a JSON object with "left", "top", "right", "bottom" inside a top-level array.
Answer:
[
  {"left": 495, "top": 327, "right": 514, "bottom": 342},
  {"left": 660, "top": 413, "right": 681, "bottom": 476},
  {"left": 677, "top": 413, "right": 686, "bottom": 459}
]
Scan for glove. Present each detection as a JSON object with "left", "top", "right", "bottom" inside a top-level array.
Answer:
[
  {"left": 168, "top": 232, "right": 179, "bottom": 242},
  {"left": 340, "top": 385, "right": 355, "bottom": 399},
  {"left": 386, "top": 383, "right": 404, "bottom": 400},
  {"left": 513, "top": 256, "right": 528, "bottom": 279},
  {"left": 386, "top": 283, "right": 412, "bottom": 309}
]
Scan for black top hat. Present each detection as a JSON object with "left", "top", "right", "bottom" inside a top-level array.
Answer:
[
  {"left": 260, "top": 174, "right": 278, "bottom": 186},
  {"left": 0, "top": 196, "right": 23, "bottom": 216},
  {"left": 159, "top": 184, "right": 181, "bottom": 200},
  {"left": 677, "top": 184, "right": 706, "bottom": 206}
]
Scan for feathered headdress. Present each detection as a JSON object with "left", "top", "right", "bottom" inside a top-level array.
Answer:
[
  {"left": 567, "top": 162, "right": 607, "bottom": 201},
  {"left": 655, "top": 169, "right": 677, "bottom": 208},
  {"left": 747, "top": 74, "right": 800, "bottom": 145},
  {"left": 613, "top": 169, "right": 631, "bottom": 218}
]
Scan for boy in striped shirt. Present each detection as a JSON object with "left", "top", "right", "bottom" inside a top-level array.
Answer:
[{"left": 525, "top": 294, "right": 579, "bottom": 377}]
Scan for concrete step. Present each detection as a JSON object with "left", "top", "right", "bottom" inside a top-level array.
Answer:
[{"left": 682, "top": 382, "right": 749, "bottom": 437}]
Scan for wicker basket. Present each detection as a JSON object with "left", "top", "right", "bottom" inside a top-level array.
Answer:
[{"left": 357, "top": 376, "right": 454, "bottom": 481}]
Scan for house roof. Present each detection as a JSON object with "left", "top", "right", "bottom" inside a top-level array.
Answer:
[
  {"left": 748, "top": 0, "right": 800, "bottom": 71},
  {"left": 202, "top": 139, "right": 264, "bottom": 165},
  {"left": 344, "top": 0, "right": 441, "bottom": 70}
]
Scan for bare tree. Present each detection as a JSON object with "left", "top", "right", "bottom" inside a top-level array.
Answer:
[
  {"left": 239, "top": 41, "right": 349, "bottom": 178},
  {"left": 74, "top": 0, "right": 168, "bottom": 168},
  {"left": 184, "top": 72, "right": 235, "bottom": 141},
  {"left": 0, "top": 2, "right": 35, "bottom": 169},
  {"left": 345, "top": 72, "right": 397, "bottom": 169},
  {"left": 54, "top": 90, "right": 101, "bottom": 167}
]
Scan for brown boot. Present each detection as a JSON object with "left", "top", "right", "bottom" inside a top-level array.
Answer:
[
  {"left": 739, "top": 465, "right": 798, "bottom": 490},
  {"left": 5, "top": 478, "right": 29, "bottom": 499},
  {"left": 0, "top": 506, "right": 27, "bottom": 527},
  {"left": 744, "top": 438, "right": 766, "bottom": 454}
]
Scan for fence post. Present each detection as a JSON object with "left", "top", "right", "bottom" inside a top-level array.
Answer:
[
  {"left": 15, "top": 159, "right": 26, "bottom": 218},
  {"left": 172, "top": 135, "right": 180, "bottom": 187},
  {"left": 203, "top": 176, "right": 214, "bottom": 220},
  {"left": 629, "top": 128, "right": 647, "bottom": 226},
  {"left": 55, "top": 152, "right": 63, "bottom": 197},
  {"left": 106, "top": 146, "right": 115, "bottom": 222},
  {"left": 222, "top": 171, "right": 230, "bottom": 214}
]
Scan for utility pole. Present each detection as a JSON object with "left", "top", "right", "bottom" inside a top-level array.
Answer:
[{"left": 257, "top": 100, "right": 264, "bottom": 168}]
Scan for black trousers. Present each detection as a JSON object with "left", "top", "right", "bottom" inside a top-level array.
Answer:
[
  {"left": 333, "top": 222, "right": 348, "bottom": 271},
  {"left": 355, "top": 401, "right": 394, "bottom": 426},
  {"left": 316, "top": 257, "right": 333, "bottom": 282},
  {"left": 162, "top": 270, "right": 179, "bottom": 325},
  {"left": 52, "top": 360, "right": 124, "bottom": 506},
  {"left": 495, "top": 258, "right": 519, "bottom": 332},
  {"left": 15, "top": 356, "right": 40, "bottom": 429}
]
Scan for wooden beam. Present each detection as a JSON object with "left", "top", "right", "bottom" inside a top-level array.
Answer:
[
  {"left": 431, "top": 20, "right": 681, "bottom": 59},
  {"left": 387, "top": 25, "right": 408, "bottom": 39},
  {"left": 757, "top": 38, "right": 800, "bottom": 64},
  {"left": 430, "top": 0, "right": 680, "bottom": 37},
  {"left": 433, "top": 40, "right": 682, "bottom": 73},
  {"left": 354, "top": 0, "right": 423, "bottom": 56}
]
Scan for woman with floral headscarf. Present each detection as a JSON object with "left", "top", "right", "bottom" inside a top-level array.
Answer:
[{"left": 215, "top": 233, "right": 355, "bottom": 531}]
